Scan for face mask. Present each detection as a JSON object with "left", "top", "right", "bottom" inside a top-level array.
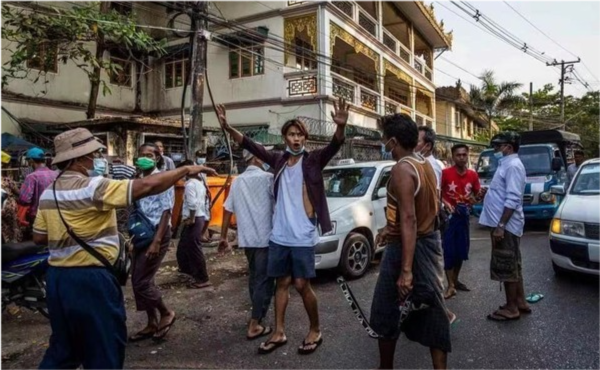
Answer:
[
  {"left": 93, "top": 158, "right": 107, "bottom": 174},
  {"left": 136, "top": 157, "right": 156, "bottom": 171},
  {"left": 262, "top": 163, "right": 270, "bottom": 171},
  {"left": 286, "top": 146, "right": 305, "bottom": 156},
  {"left": 493, "top": 151, "right": 504, "bottom": 160},
  {"left": 196, "top": 157, "right": 206, "bottom": 165}
]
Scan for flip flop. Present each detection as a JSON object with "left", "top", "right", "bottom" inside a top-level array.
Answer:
[
  {"left": 526, "top": 293, "right": 544, "bottom": 303},
  {"left": 258, "top": 339, "right": 287, "bottom": 355},
  {"left": 487, "top": 309, "right": 520, "bottom": 322},
  {"left": 499, "top": 305, "right": 532, "bottom": 314},
  {"left": 456, "top": 282, "right": 471, "bottom": 292},
  {"left": 128, "top": 330, "right": 156, "bottom": 343},
  {"left": 298, "top": 336, "right": 323, "bottom": 355},
  {"left": 153, "top": 315, "right": 177, "bottom": 342},
  {"left": 247, "top": 326, "right": 273, "bottom": 341},
  {"left": 444, "top": 289, "right": 457, "bottom": 300},
  {"left": 187, "top": 281, "right": 212, "bottom": 289}
]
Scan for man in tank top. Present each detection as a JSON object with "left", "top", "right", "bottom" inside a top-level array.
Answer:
[{"left": 370, "top": 113, "right": 451, "bottom": 369}]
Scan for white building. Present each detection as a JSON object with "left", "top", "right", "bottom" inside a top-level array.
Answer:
[{"left": 2, "top": 1, "right": 452, "bottom": 161}]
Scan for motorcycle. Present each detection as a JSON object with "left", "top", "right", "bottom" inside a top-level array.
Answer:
[{"left": 2, "top": 240, "right": 50, "bottom": 318}]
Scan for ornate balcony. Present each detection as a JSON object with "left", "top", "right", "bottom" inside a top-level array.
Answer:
[
  {"left": 332, "top": 72, "right": 379, "bottom": 113},
  {"left": 285, "top": 72, "right": 318, "bottom": 97}
]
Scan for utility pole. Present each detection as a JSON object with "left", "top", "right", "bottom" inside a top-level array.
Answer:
[
  {"left": 188, "top": 1, "right": 209, "bottom": 159},
  {"left": 546, "top": 58, "right": 580, "bottom": 130},
  {"left": 529, "top": 82, "right": 533, "bottom": 131}
]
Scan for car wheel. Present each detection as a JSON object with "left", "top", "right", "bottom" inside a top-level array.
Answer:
[
  {"left": 552, "top": 261, "right": 567, "bottom": 276},
  {"left": 339, "top": 233, "right": 372, "bottom": 279}
]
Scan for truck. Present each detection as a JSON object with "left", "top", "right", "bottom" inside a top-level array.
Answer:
[{"left": 472, "top": 130, "right": 582, "bottom": 221}]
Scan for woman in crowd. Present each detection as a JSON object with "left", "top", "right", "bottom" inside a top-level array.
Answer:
[
  {"left": 176, "top": 160, "right": 212, "bottom": 289},
  {"left": 128, "top": 143, "right": 176, "bottom": 342}
]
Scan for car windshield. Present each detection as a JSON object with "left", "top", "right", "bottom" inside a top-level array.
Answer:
[
  {"left": 323, "top": 167, "right": 376, "bottom": 197},
  {"left": 570, "top": 163, "right": 600, "bottom": 195},
  {"left": 477, "top": 146, "right": 553, "bottom": 179}
]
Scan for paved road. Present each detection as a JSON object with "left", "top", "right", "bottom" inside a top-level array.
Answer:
[{"left": 3, "top": 221, "right": 599, "bottom": 369}]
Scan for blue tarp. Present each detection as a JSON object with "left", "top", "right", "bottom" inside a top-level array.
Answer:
[{"left": 1, "top": 132, "right": 37, "bottom": 152}]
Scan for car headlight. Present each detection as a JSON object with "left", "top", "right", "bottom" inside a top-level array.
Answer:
[
  {"left": 551, "top": 219, "right": 585, "bottom": 238},
  {"left": 540, "top": 191, "right": 554, "bottom": 203},
  {"left": 321, "top": 221, "right": 337, "bottom": 236}
]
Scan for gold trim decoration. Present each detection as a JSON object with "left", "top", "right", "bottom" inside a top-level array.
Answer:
[
  {"left": 330, "top": 22, "right": 380, "bottom": 72},
  {"left": 383, "top": 59, "right": 412, "bottom": 85},
  {"left": 284, "top": 14, "right": 317, "bottom": 65},
  {"left": 415, "top": 81, "right": 434, "bottom": 99},
  {"left": 415, "top": 1, "right": 453, "bottom": 49}
]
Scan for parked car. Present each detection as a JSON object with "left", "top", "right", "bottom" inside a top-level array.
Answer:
[
  {"left": 315, "top": 160, "right": 395, "bottom": 279},
  {"left": 549, "top": 158, "right": 600, "bottom": 276}
]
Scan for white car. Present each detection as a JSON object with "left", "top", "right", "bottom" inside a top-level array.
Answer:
[
  {"left": 315, "top": 160, "right": 395, "bottom": 278},
  {"left": 549, "top": 158, "right": 600, "bottom": 276}
]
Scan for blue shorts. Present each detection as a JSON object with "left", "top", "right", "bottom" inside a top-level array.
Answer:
[{"left": 267, "top": 241, "right": 316, "bottom": 279}]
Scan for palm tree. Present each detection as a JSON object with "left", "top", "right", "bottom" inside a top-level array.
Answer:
[{"left": 469, "top": 70, "right": 524, "bottom": 133}]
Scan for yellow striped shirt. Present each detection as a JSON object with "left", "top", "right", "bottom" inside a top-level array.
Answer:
[{"left": 33, "top": 171, "right": 132, "bottom": 267}]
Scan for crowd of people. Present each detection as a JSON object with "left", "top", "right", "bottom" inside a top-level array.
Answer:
[{"left": 0, "top": 95, "right": 534, "bottom": 369}]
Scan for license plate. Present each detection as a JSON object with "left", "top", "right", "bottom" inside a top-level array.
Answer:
[{"left": 588, "top": 244, "right": 600, "bottom": 262}]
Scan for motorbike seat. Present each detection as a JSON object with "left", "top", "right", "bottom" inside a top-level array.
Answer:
[{"left": 2, "top": 241, "right": 47, "bottom": 265}]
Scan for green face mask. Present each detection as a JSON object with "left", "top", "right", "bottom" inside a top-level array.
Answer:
[{"left": 136, "top": 157, "right": 156, "bottom": 171}]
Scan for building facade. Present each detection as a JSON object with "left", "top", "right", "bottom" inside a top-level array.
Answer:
[{"left": 2, "top": 1, "right": 453, "bottom": 163}]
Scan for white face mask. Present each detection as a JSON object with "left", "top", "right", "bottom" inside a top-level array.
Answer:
[{"left": 196, "top": 157, "right": 206, "bottom": 165}]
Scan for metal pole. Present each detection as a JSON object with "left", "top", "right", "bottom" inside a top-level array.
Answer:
[
  {"left": 529, "top": 82, "right": 533, "bottom": 131},
  {"left": 189, "top": 1, "right": 208, "bottom": 158},
  {"left": 546, "top": 58, "right": 580, "bottom": 131}
]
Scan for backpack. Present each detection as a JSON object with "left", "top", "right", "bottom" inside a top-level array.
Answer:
[{"left": 127, "top": 202, "right": 156, "bottom": 250}]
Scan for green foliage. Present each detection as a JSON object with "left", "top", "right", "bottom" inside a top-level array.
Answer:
[
  {"left": 1, "top": 2, "right": 166, "bottom": 95},
  {"left": 469, "top": 70, "right": 524, "bottom": 125}
]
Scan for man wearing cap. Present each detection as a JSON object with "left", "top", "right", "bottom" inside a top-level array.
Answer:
[
  {"left": 479, "top": 132, "right": 530, "bottom": 322},
  {"left": 219, "top": 145, "right": 275, "bottom": 340},
  {"left": 32, "top": 128, "right": 216, "bottom": 369},
  {"left": 18, "top": 147, "right": 58, "bottom": 226}
]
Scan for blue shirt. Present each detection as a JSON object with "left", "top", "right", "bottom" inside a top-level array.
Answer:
[{"left": 479, "top": 154, "right": 526, "bottom": 237}]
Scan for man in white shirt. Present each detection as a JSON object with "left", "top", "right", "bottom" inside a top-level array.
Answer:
[
  {"left": 219, "top": 147, "right": 275, "bottom": 340},
  {"left": 176, "top": 160, "right": 211, "bottom": 289},
  {"left": 415, "top": 126, "right": 444, "bottom": 185},
  {"left": 566, "top": 150, "right": 584, "bottom": 187}
]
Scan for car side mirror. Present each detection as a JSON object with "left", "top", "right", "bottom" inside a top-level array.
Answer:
[
  {"left": 550, "top": 184, "right": 565, "bottom": 196},
  {"left": 552, "top": 157, "right": 562, "bottom": 172},
  {"left": 377, "top": 187, "right": 387, "bottom": 199}
]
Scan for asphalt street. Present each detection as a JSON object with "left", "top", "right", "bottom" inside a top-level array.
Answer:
[{"left": 2, "top": 220, "right": 599, "bottom": 369}]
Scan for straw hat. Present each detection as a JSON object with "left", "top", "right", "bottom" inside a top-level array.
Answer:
[{"left": 52, "top": 128, "right": 106, "bottom": 165}]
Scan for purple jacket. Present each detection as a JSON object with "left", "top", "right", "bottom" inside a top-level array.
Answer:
[
  {"left": 241, "top": 135, "right": 344, "bottom": 234},
  {"left": 18, "top": 167, "right": 58, "bottom": 218}
]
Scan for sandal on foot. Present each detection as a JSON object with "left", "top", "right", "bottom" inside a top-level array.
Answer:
[
  {"left": 187, "top": 281, "right": 212, "bottom": 289},
  {"left": 258, "top": 339, "right": 287, "bottom": 354},
  {"left": 128, "top": 330, "right": 156, "bottom": 343},
  {"left": 499, "top": 305, "right": 532, "bottom": 314},
  {"left": 153, "top": 315, "right": 177, "bottom": 342},
  {"left": 444, "top": 289, "right": 457, "bottom": 300},
  {"left": 456, "top": 282, "right": 471, "bottom": 292},
  {"left": 487, "top": 309, "right": 520, "bottom": 322},
  {"left": 298, "top": 336, "right": 323, "bottom": 355},
  {"left": 247, "top": 326, "right": 273, "bottom": 341}
]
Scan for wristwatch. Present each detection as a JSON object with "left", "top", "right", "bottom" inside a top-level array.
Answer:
[{"left": 497, "top": 222, "right": 506, "bottom": 229}]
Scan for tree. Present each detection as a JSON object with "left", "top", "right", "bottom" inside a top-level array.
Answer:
[
  {"left": 2, "top": 2, "right": 166, "bottom": 118},
  {"left": 469, "top": 70, "right": 524, "bottom": 129}
]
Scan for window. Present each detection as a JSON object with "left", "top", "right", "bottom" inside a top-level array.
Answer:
[
  {"left": 229, "top": 46, "right": 264, "bottom": 79},
  {"left": 165, "top": 55, "right": 188, "bottom": 89},
  {"left": 110, "top": 2, "right": 132, "bottom": 15},
  {"left": 353, "top": 68, "right": 376, "bottom": 91},
  {"left": 109, "top": 53, "right": 133, "bottom": 87},
  {"left": 294, "top": 37, "right": 316, "bottom": 71},
  {"left": 27, "top": 42, "right": 58, "bottom": 73},
  {"left": 388, "top": 89, "right": 408, "bottom": 106},
  {"left": 454, "top": 111, "right": 461, "bottom": 129}
]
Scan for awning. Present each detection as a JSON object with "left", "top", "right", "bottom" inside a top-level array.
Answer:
[{"left": 1, "top": 133, "right": 37, "bottom": 153}]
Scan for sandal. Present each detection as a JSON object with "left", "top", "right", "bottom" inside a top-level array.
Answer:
[
  {"left": 444, "top": 288, "right": 457, "bottom": 300},
  {"left": 128, "top": 329, "right": 156, "bottom": 343},
  {"left": 187, "top": 281, "right": 212, "bottom": 289},
  {"left": 247, "top": 326, "right": 273, "bottom": 341},
  {"left": 487, "top": 309, "right": 520, "bottom": 322},
  {"left": 258, "top": 339, "right": 287, "bottom": 355},
  {"left": 152, "top": 315, "right": 177, "bottom": 342},
  {"left": 525, "top": 293, "right": 544, "bottom": 303},
  {"left": 456, "top": 282, "right": 471, "bottom": 292},
  {"left": 298, "top": 335, "right": 323, "bottom": 355},
  {"left": 499, "top": 305, "right": 532, "bottom": 314}
]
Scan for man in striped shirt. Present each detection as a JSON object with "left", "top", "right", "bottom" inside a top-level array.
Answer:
[
  {"left": 109, "top": 157, "right": 137, "bottom": 180},
  {"left": 33, "top": 128, "right": 216, "bottom": 369}
]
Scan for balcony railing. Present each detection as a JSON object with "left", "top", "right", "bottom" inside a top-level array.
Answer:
[
  {"left": 382, "top": 28, "right": 411, "bottom": 65},
  {"left": 332, "top": 72, "right": 379, "bottom": 113},
  {"left": 384, "top": 98, "right": 398, "bottom": 115},
  {"left": 333, "top": 1, "right": 379, "bottom": 39},
  {"left": 285, "top": 72, "right": 318, "bottom": 97},
  {"left": 415, "top": 113, "right": 434, "bottom": 128}
]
